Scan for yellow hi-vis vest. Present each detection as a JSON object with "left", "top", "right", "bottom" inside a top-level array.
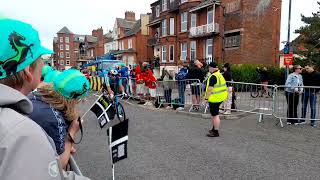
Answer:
[{"left": 205, "top": 71, "right": 228, "bottom": 103}]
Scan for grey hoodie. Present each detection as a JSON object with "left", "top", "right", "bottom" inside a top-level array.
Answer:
[{"left": 0, "top": 84, "right": 90, "bottom": 180}]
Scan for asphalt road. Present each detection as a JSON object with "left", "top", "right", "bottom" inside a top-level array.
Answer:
[{"left": 75, "top": 94, "right": 320, "bottom": 180}]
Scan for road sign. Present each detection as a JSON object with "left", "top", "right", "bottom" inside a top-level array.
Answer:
[{"left": 284, "top": 53, "right": 293, "bottom": 66}]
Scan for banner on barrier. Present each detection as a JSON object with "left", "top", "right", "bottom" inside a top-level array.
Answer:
[{"left": 109, "top": 119, "right": 129, "bottom": 164}]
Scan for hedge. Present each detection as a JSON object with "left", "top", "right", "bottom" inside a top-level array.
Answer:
[{"left": 230, "top": 64, "right": 286, "bottom": 85}]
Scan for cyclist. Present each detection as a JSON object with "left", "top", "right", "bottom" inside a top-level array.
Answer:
[{"left": 103, "top": 70, "right": 124, "bottom": 98}]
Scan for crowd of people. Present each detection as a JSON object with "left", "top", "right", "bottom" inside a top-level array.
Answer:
[
  {"left": 285, "top": 64, "right": 320, "bottom": 127},
  {"left": 0, "top": 18, "right": 90, "bottom": 179}
]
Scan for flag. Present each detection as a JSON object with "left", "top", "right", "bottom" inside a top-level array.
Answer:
[
  {"left": 109, "top": 119, "right": 129, "bottom": 164},
  {"left": 90, "top": 95, "right": 116, "bottom": 128}
]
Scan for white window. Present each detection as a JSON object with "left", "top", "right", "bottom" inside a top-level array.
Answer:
[
  {"left": 66, "top": 60, "right": 70, "bottom": 65},
  {"left": 162, "top": 46, "right": 167, "bottom": 62},
  {"left": 169, "top": 18, "right": 175, "bottom": 35},
  {"left": 207, "top": 7, "right": 214, "bottom": 24},
  {"left": 65, "top": 44, "right": 69, "bottom": 51},
  {"left": 60, "top": 52, "right": 64, "bottom": 58},
  {"left": 191, "top": 13, "right": 197, "bottom": 28},
  {"left": 60, "top": 60, "right": 64, "bottom": 65},
  {"left": 66, "top": 52, "right": 70, "bottom": 58},
  {"left": 162, "top": 0, "right": 167, "bottom": 11},
  {"left": 128, "top": 39, "right": 133, "bottom": 49},
  {"left": 169, "top": 45, "right": 174, "bottom": 62},
  {"left": 181, "top": 0, "right": 188, "bottom": 3},
  {"left": 180, "top": 42, "right": 187, "bottom": 60},
  {"left": 162, "top": 19, "right": 167, "bottom": 36},
  {"left": 225, "top": 32, "right": 241, "bottom": 48},
  {"left": 65, "top": 37, "right": 69, "bottom": 43},
  {"left": 90, "top": 49, "right": 94, "bottom": 57},
  {"left": 190, "top": 41, "right": 196, "bottom": 61},
  {"left": 156, "top": 5, "right": 160, "bottom": 17},
  {"left": 60, "top": 44, "right": 64, "bottom": 50},
  {"left": 59, "top": 37, "right": 63, "bottom": 43},
  {"left": 206, "top": 39, "right": 213, "bottom": 56},
  {"left": 181, "top": 12, "right": 188, "bottom": 32}
]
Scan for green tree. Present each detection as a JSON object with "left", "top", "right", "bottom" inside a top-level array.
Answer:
[{"left": 295, "top": 1, "right": 320, "bottom": 68}]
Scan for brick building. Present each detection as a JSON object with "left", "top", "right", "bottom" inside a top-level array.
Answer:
[
  {"left": 147, "top": 0, "right": 281, "bottom": 68},
  {"left": 53, "top": 27, "right": 106, "bottom": 70},
  {"left": 110, "top": 12, "right": 151, "bottom": 65}
]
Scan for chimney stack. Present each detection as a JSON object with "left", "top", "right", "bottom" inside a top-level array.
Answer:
[{"left": 125, "top": 11, "right": 136, "bottom": 21}]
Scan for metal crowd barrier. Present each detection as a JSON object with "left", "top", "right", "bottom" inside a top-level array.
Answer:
[
  {"left": 273, "top": 85, "right": 320, "bottom": 127},
  {"left": 69, "top": 155, "right": 83, "bottom": 176},
  {"left": 155, "top": 79, "right": 203, "bottom": 112}
]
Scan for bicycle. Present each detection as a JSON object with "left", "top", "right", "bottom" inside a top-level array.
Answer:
[
  {"left": 250, "top": 84, "right": 273, "bottom": 98},
  {"left": 101, "top": 89, "right": 126, "bottom": 122}
]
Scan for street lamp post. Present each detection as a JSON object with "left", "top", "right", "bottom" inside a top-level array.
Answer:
[{"left": 286, "top": 0, "right": 292, "bottom": 79}]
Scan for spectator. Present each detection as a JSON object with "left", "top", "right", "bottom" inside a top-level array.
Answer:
[
  {"left": 285, "top": 65, "right": 304, "bottom": 125},
  {"left": 300, "top": 63, "right": 320, "bottom": 127},
  {"left": 257, "top": 67, "right": 269, "bottom": 97},
  {"left": 222, "top": 63, "right": 233, "bottom": 115},
  {"left": 146, "top": 68, "right": 157, "bottom": 106},
  {"left": 175, "top": 61, "right": 188, "bottom": 110},
  {"left": 0, "top": 18, "right": 88, "bottom": 179},
  {"left": 130, "top": 64, "right": 137, "bottom": 97},
  {"left": 205, "top": 62, "right": 228, "bottom": 137},
  {"left": 161, "top": 67, "right": 174, "bottom": 109},
  {"left": 119, "top": 63, "right": 129, "bottom": 94},
  {"left": 186, "top": 60, "right": 205, "bottom": 111},
  {"left": 29, "top": 69, "right": 90, "bottom": 169}
]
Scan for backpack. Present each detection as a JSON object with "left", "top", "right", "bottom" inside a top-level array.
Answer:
[{"left": 175, "top": 68, "right": 188, "bottom": 81}]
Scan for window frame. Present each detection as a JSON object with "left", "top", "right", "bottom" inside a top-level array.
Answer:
[
  {"left": 180, "top": 42, "right": 187, "bottom": 61},
  {"left": 169, "top": 18, "right": 175, "bottom": 35},
  {"left": 181, "top": 12, "right": 188, "bottom": 32},
  {"left": 60, "top": 52, "right": 64, "bottom": 58},
  {"left": 190, "top": 41, "right": 196, "bottom": 61},
  {"left": 162, "top": 45, "right": 167, "bottom": 63},
  {"left": 162, "top": 19, "right": 167, "bottom": 36},
  {"left": 65, "top": 37, "right": 69, "bottom": 43},
  {"left": 162, "top": 0, "right": 167, "bottom": 12},
  {"left": 169, "top": 45, "right": 174, "bottom": 62}
]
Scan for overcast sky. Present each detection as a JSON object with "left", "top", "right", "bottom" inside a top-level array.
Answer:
[{"left": 0, "top": 0, "right": 318, "bottom": 50}]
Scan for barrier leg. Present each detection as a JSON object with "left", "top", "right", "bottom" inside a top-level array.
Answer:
[{"left": 258, "top": 114, "right": 263, "bottom": 123}]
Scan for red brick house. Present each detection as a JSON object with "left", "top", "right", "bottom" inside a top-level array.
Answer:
[
  {"left": 53, "top": 27, "right": 106, "bottom": 70},
  {"left": 111, "top": 12, "right": 151, "bottom": 66},
  {"left": 147, "top": 0, "right": 281, "bottom": 67}
]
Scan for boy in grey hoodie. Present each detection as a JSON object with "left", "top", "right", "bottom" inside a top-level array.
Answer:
[{"left": 0, "top": 18, "right": 89, "bottom": 180}]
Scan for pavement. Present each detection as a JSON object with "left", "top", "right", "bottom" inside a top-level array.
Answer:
[{"left": 74, "top": 93, "right": 320, "bottom": 180}]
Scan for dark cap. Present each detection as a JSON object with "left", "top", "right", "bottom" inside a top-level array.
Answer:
[
  {"left": 223, "top": 63, "right": 230, "bottom": 68},
  {"left": 208, "top": 62, "right": 218, "bottom": 68}
]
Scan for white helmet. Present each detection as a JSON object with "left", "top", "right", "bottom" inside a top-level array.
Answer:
[{"left": 110, "top": 69, "right": 118, "bottom": 75}]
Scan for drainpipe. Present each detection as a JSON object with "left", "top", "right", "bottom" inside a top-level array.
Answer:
[{"left": 221, "top": 4, "right": 226, "bottom": 64}]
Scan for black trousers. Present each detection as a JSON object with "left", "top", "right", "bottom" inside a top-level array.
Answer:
[{"left": 285, "top": 92, "right": 300, "bottom": 123}]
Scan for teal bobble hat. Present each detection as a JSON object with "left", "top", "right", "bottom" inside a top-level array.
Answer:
[
  {"left": 42, "top": 65, "right": 54, "bottom": 78},
  {"left": 44, "top": 70, "right": 61, "bottom": 84},
  {"left": 0, "top": 18, "right": 53, "bottom": 79},
  {"left": 53, "top": 69, "right": 90, "bottom": 99}
]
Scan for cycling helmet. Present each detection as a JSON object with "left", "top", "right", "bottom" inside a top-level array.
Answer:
[{"left": 110, "top": 69, "right": 118, "bottom": 75}]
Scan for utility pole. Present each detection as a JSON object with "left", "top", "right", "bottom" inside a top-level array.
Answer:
[{"left": 285, "top": 0, "right": 292, "bottom": 79}]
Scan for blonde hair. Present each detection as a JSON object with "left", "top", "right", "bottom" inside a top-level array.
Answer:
[{"left": 36, "top": 84, "right": 79, "bottom": 122}]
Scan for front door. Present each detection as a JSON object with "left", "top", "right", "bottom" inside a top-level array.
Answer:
[{"left": 205, "top": 39, "right": 213, "bottom": 64}]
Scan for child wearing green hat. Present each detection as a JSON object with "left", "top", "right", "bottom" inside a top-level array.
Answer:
[
  {"left": 29, "top": 68, "right": 90, "bottom": 169},
  {"left": 0, "top": 18, "right": 89, "bottom": 180}
]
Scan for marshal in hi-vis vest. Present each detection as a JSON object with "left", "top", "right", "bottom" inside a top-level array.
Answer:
[{"left": 205, "top": 71, "right": 228, "bottom": 103}]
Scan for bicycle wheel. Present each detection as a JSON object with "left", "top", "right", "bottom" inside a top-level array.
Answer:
[
  {"left": 250, "top": 85, "right": 259, "bottom": 98},
  {"left": 116, "top": 102, "right": 126, "bottom": 122}
]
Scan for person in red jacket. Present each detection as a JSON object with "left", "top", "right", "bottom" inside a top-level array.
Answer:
[
  {"left": 143, "top": 67, "right": 157, "bottom": 106},
  {"left": 135, "top": 64, "right": 146, "bottom": 104}
]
